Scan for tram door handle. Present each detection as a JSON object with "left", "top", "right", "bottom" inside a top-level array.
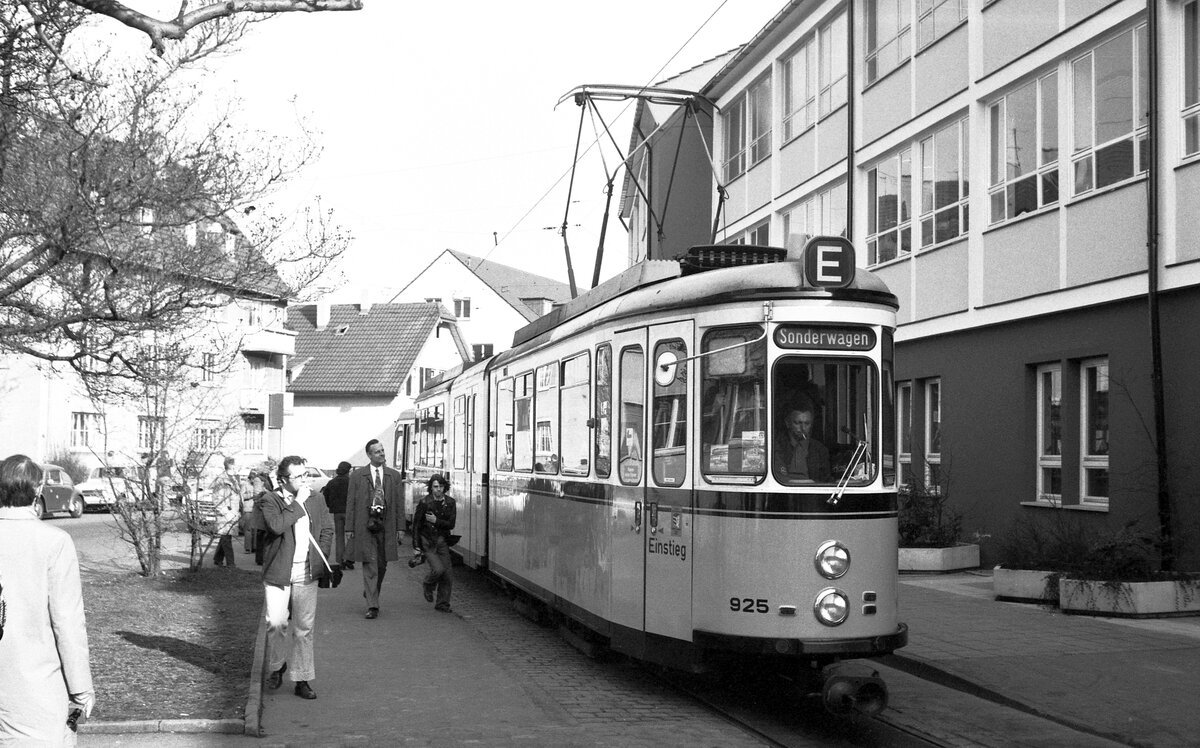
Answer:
[
  {"left": 632, "top": 501, "right": 642, "bottom": 533},
  {"left": 648, "top": 502, "right": 661, "bottom": 534}
]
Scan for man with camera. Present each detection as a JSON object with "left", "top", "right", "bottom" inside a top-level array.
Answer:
[{"left": 346, "top": 438, "right": 404, "bottom": 619}]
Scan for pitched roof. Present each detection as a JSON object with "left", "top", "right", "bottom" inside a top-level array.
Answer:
[
  {"left": 395, "top": 250, "right": 574, "bottom": 321},
  {"left": 286, "top": 303, "right": 446, "bottom": 395}
]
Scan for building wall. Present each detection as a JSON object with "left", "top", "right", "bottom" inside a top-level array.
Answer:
[{"left": 392, "top": 254, "right": 530, "bottom": 356}]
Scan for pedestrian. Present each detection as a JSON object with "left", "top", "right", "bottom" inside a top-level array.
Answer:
[
  {"left": 258, "top": 455, "right": 335, "bottom": 700},
  {"left": 210, "top": 456, "right": 242, "bottom": 567},
  {"left": 413, "top": 473, "right": 457, "bottom": 613},
  {"left": 321, "top": 461, "right": 353, "bottom": 570},
  {"left": 0, "top": 454, "right": 95, "bottom": 744},
  {"left": 346, "top": 438, "right": 403, "bottom": 619},
  {"left": 242, "top": 471, "right": 267, "bottom": 555}
]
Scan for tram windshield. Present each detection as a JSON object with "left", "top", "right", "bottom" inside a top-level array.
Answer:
[
  {"left": 700, "top": 326, "right": 768, "bottom": 479},
  {"left": 772, "top": 357, "right": 877, "bottom": 486}
]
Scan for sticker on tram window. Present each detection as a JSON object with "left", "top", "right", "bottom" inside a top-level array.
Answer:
[
  {"left": 774, "top": 324, "right": 876, "bottom": 351},
  {"left": 729, "top": 597, "right": 770, "bottom": 613}
]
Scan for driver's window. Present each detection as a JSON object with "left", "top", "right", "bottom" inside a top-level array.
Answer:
[{"left": 700, "top": 326, "right": 766, "bottom": 481}]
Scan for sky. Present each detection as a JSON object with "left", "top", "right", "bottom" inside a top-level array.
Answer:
[{"left": 104, "top": 1, "right": 788, "bottom": 301}]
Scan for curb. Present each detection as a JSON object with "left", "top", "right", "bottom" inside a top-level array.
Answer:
[
  {"left": 80, "top": 718, "right": 243, "bottom": 735},
  {"left": 244, "top": 600, "right": 269, "bottom": 736}
]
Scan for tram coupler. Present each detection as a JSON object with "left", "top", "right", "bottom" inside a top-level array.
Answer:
[{"left": 818, "top": 661, "right": 888, "bottom": 716}]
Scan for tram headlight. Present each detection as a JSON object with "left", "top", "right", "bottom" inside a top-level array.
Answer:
[
  {"left": 814, "top": 540, "right": 850, "bottom": 579},
  {"left": 813, "top": 587, "right": 849, "bottom": 626}
]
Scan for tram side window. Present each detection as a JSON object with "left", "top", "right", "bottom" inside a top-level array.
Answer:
[
  {"left": 418, "top": 406, "right": 444, "bottom": 468},
  {"left": 534, "top": 363, "right": 559, "bottom": 474},
  {"left": 652, "top": 339, "right": 688, "bottom": 486},
  {"left": 618, "top": 346, "right": 644, "bottom": 485},
  {"left": 594, "top": 345, "right": 612, "bottom": 478},
  {"left": 772, "top": 358, "right": 877, "bottom": 486},
  {"left": 452, "top": 396, "right": 466, "bottom": 470},
  {"left": 497, "top": 378, "right": 514, "bottom": 471},
  {"left": 514, "top": 372, "right": 534, "bottom": 472},
  {"left": 560, "top": 353, "right": 590, "bottom": 476},
  {"left": 700, "top": 326, "right": 767, "bottom": 479},
  {"left": 466, "top": 394, "right": 476, "bottom": 471}
]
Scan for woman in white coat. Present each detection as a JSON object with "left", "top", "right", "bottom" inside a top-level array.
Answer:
[{"left": 0, "top": 454, "right": 94, "bottom": 746}]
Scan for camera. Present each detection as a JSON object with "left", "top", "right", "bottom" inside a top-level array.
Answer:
[
  {"left": 366, "top": 504, "right": 386, "bottom": 534},
  {"left": 408, "top": 550, "right": 426, "bottom": 568}
]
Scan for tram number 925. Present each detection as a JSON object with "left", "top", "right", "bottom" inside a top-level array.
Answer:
[{"left": 730, "top": 597, "right": 769, "bottom": 613}]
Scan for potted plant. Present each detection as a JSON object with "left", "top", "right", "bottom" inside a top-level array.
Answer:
[
  {"left": 994, "top": 513, "right": 1200, "bottom": 616},
  {"left": 897, "top": 472, "right": 979, "bottom": 572}
]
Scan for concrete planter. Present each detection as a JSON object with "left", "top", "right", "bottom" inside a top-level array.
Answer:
[
  {"left": 898, "top": 543, "right": 979, "bottom": 573},
  {"left": 1058, "top": 577, "right": 1200, "bottom": 618},
  {"left": 992, "top": 567, "right": 1059, "bottom": 604}
]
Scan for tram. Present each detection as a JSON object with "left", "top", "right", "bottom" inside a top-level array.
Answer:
[{"left": 405, "top": 239, "right": 906, "bottom": 714}]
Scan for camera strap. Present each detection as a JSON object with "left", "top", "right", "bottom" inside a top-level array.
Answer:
[{"left": 296, "top": 499, "right": 333, "bottom": 576}]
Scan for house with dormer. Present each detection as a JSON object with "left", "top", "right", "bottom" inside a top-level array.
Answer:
[
  {"left": 389, "top": 249, "right": 573, "bottom": 362},
  {"left": 285, "top": 301, "right": 469, "bottom": 469}
]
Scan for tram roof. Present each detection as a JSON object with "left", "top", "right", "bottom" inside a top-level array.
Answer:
[{"left": 508, "top": 249, "right": 896, "bottom": 351}]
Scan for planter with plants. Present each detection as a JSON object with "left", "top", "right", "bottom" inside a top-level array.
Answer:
[
  {"left": 897, "top": 476, "right": 979, "bottom": 573},
  {"left": 994, "top": 513, "right": 1200, "bottom": 617}
]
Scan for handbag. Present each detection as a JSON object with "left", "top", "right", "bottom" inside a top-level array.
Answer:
[{"left": 447, "top": 534, "right": 462, "bottom": 547}]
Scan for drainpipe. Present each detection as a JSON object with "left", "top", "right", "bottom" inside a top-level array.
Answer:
[
  {"left": 846, "top": 0, "right": 856, "bottom": 242},
  {"left": 1146, "top": 0, "right": 1173, "bottom": 571}
]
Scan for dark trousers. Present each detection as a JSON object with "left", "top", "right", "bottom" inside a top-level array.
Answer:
[
  {"left": 332, "top": 513, "right": 347, "bottom": 564},
  {"left": 423, "top": 537, "right": 452, "bottom": 609},
  {"left": 213, "top": 534, "right": 236, "bottom": 566},
  {"left": 361, "top": 531, "right": 388, "bottom": 609}
]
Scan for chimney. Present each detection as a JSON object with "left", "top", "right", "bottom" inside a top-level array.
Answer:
[
  {"left": 316, "top": 302, "right": 330, "bottom": 330},
  {"left": 359, "top": 288, "right": 373, "bottom": 316}
]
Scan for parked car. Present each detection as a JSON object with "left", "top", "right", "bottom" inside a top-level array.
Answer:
[
  {"left": 35, "top": 463, "right": 84, "bottom": 519},
  {"left": 303, "top": 465, "right": 333, "bottom": 495},
  {"left": 76, "top": 466, "right": 136, "bottom": 512}
]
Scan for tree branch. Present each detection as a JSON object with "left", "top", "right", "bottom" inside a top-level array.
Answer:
[{"left": 65, "top": 0, "right": 364, "bottom": 55}]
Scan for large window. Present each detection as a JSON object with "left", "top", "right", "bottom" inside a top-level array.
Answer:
[
  {"left": 453, "top": 396, "right": 467, "bottom": 470},
  {"left": 194, "top": 420, "right": 220, "bottom": 452},
  {"left": 594, "top": 345, "right": 612, "bottom": 478},
  {"left": 618, "top": 347, "right": 644, "bottom": 485},
  {"left": 453, "top": 298, "right": 471, "bottom": 319},
  {"left": 1186, "top": 1, "right": 1200, "bottom": 157},
  {"left": 1080, "top": 358, "right": 1109, "bottom": 506},
  {"left": 139, "top": 415, "right": 164, "bottom": 451},
  {"left": 866, "top": 0, "right": 910, "bottom": 84},
  {"left": 782, "top": 182, "right": 847, "bottom": 252},
  {"left": 917, "top": 0, "right": 966, "bottom": 50},
  {"left": 71, "top": 411, "right": 100, "bottom": 449},
  {"left": 919, "top": 118, "right": 969, "bottom": 248},
  {"left": 782, "top": 37, "right": 816, "bottom": 141},
  {"left": 723, "top": 77, "right": 772, "bottom": 182},
  {"left": 773, "top": 358, "right": 878, "bottom": 486},
  {"left": 497, "top": 378, "right": 514, "bottom": 470},
  {"left": 243, "top": 415, "right": 264, "bottom": 452},
  {"left": 514, "top": 372, "right": 533, "bottom": 472},
  {"left": 819, "top": 12, "right": 848, "bottom": 117},
  {"left": 560, "top": 354, "right": 591, "bottom": 476},
  {"left": 896, "top": 382, "right": 913, "bottom": 488},
  {"left": 867, "top": 148, "right": 912, "bottom": 265},
  {"left": 989, "top": 72, "right": 1059, "bottom": 223},
  {"left": 1071, "top": 25, "right": 1149, "bottom": 195},
  {"left": 700, "top": 326, "right": 766, "bottom": 482},
  {"left": 1036, "top": 364, "right": 1063, "bottom": 504}
]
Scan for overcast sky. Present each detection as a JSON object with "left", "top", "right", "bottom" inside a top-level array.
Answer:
[{"left": 108, "top": 1, "right": 787, "bottom": 300}]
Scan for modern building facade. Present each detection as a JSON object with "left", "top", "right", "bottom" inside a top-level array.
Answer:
[{"left": 625, "top": 0, "right": 1200, "bottom": 567}]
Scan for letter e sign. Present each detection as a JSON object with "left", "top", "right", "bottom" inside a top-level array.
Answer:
[{"left": 802, "top": 236, "right": 856, "bottom": 288}]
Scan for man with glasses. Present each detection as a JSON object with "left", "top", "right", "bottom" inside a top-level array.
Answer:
[{"left": 259, "top": 455, "right": 334, "bottom": 700}]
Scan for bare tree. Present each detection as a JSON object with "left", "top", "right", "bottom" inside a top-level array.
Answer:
[
  {"left": 0, "top": 2, "right": 349, "bottom": 386},
  {"left": 56, "top": 1, "right": 363, "bottom": 55}
]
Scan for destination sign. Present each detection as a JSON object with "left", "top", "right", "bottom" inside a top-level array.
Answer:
[
  {"left": 774, "top": 325, "right": 876, "bottom": 351},
  {"left": 803, "top": 236, "right": 856, "bottom": 288}
]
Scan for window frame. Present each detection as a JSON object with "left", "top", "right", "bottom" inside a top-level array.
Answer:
[
  {"left": 453, "top": 297, "right": 471, "bottom": 319},
  {"left": 918, "top": 117, "right": 970, "bottom": 248},
  {"left": 866, "top": 147, "right": 913, "bottom": 265},
  {"left": 988, "top": 71, "right": 1060, "bottom": 224},
  {"left": 782, "top": 182, "right": 847, "bottom": 253},
  {"left": 559, "top": 352, "right": 591, "bottom": 477},
  {"left": 1070, "top": 24, "right": 1149, "bottom": 196},
  {"left": 1036, "top": 363, "right": 1063, "bottom": 505},
  {"left": 617, "top": 346, "right": 645, "bottom": 487},
  {"left": 782, "top": 36, "right": 817, "bottom": 141},
  {"left": 651, "top": 338, "right": 689, "bottom": 487},
  {"left": 818, "top": 12, "right": 848, "bottom": 118},
  {"left": 1080, "top": 358, "right": 1110, "bottom": 508},
  {"left": 896, "top": 381, "right": 913, "bottom": 489},
  {"left": 71, "top": 411, "right": 100, "bottom": 449},
  {"left": 916, "top": 0, "right": 967, "bottom": 51},
  {"left": 923, "top": 379, "right": 942, "bottom": 489},
  {"left": 1184, "top": 1, "right": 1200, "bottom": 157},
  {"left": 866, "top": 0, "right": 911, "bottom": 85}
]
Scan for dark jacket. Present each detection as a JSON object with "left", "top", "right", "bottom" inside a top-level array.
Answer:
[
  {"left": 322, "top": 473, "right": 350, "bottom": 514},
  {"left": 345, "top": 465, "right": 404, "bottom": 563},
  {"left": 772, "top": 436, "right": 832, "bottom": 482},
  {"left": 258, "top": 486, "right": 334, "bottom": 588},
  {"left": 412, "top": 494, "right": 457, "bottom": 552}
]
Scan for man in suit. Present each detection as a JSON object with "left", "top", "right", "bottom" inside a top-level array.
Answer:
[{"left": 346, "top": 438, "right": 404, "bottom": 619}]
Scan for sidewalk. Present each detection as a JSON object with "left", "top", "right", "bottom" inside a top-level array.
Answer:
[
  {"left": 886, "top": 571, "right": 1200, "bottom": 747},
  {"left": 80, "top": 560, "right": 1200, "bottom": 747}
]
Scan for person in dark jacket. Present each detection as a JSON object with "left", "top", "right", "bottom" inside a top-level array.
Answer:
[
  {"left": 258, "top": 455, "right": 334, "bottom": 700},
  {"left": 322, "top": 461, "right": 353, "bottom": 569},
  {"left": 412, "top": 474, "right": 457, "bottom": 613}
]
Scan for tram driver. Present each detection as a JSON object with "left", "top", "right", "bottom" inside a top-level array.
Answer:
[{"left": 772, "top": 401, "right": 831, "bottom": 483}]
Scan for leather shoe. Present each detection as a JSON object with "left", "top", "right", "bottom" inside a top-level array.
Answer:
[
  {"left": 423, "top": 585, "right": 434, "bottom": 603},
  {"left": 294, "top": 681, "right": 317, "bottom": 700},
  {"left": 267, "top": 663, "right": 286, "bottom": 690},
  {"left": 435, "top": 603, "right": 451, "bottom": 613},
  {"left": 342, "top": 561, "right": 354, "bottom": 570},
  {"left": 365, "top": 607, "right": 378, "bottom": 619}
]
